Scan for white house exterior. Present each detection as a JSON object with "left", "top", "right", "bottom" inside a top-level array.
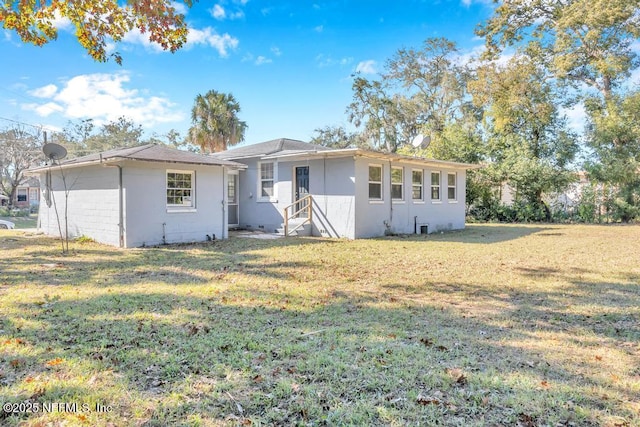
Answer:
[
  {"left": 30, "top": 144, "right": 245, "bottom": 248},
  {"left": 213, "top": 139, "right": 477, "bottom": 238}
]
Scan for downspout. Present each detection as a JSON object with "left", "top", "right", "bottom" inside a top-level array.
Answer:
[
  {"left": 388, "top": 160, "right": 393, "bottom": 228},
  {"left": 103, "top": 162, "right": 124, "bottom": 248},
  {"left": 221, "top": 166, "right": 226, "bottom": 239}
]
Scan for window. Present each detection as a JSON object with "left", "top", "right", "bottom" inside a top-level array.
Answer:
[
  {"left": 391, "top": 167, "right": 404, "bottom": 200},
  {"left": 259, "top": 162, "right": 275, "bottom": 199},
  {"left": 448, "top": 172, "right": 457, "bottom": 200},
  {"left": 166, "top": 171, "right": 194, "bottom": 207},
  {"left": 17, "top": 188, "right": 27, "bottom": 202},
  {"left": 29, "top": 188, "right": 38, "bottom": 202},
  {"left": 368, "top": 165, "right": 383, "bottom": 200},
  {"left": 431, "top": 172, "right": 440, "bottom": 201},
  {"left": 412, "top": 170, "right": 423, "bottom": 201}
]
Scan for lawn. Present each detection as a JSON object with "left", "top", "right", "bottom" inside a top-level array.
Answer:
[
  {"left": 0, "top": 214, "right": 38, "bottom": 230},
  {"left": 0, "top": 224, "right": 638, "bottom": 426}
]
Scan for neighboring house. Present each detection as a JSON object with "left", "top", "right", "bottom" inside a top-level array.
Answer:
[
  {"left": 212, "top": 138, "right": 478, "bottom": 238},
  {"left": 14, "top": 177, "right": 41, "bottom": 209},
  {"left": 28, "top": 144, "right": 246, "bottom": 248}
]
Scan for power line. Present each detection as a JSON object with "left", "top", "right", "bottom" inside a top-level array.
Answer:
[{"left": 0, "top": 116, "right": 58, "bottom": 133}]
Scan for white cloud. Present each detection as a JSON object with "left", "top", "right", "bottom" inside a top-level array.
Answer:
[
  {"left": 211, "top": 4, "right": 226, "bottom": 20},
  {"left": 22, "top": 73, "right": 183, "bottom": 128},
  {"left": 355, "top": 60, "right": 377, "bottom": 74},
  {"left": 29, "top": 84, "right": 58, "bottom": 98},
  {"left": 210, "top": 3, "right": 244, "bottom": 20},
  {"left": 122, "top": 28, "right": 166, "bottom": 52},
  {"left": 171, "top": 1, "right": 189, "bottom": 15},
  {"left": 314, "top": 25, "right": 324, "bottom": 33},
  {"left": 271, "top": 46, "right": 282, "bottom": 56},
  {"left": 255, "top": 56, "right": 272, "bottom": 65},
  {"left": 561, "top": 104, "right": 587, "bottom": 133},
  {"left": 316, "top": 54, "right": 353, "bottom": 68},
  {"left": 186, "top": 27, "right": 239, "bottom": 56}
]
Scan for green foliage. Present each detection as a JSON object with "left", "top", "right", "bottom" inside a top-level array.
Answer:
[
  {"left": 188, "top": 90, "right": 247, "bottom": 153},
  {"left": 0, "top": 207, "right": 30, "bottom": 217},
  {"left": 0, "top": 125, "right": 44, "bottom": 208},
  {"left": 585, "top": 91, "right": 640, "bottom": 222},
  {"left": 310, "top": 125, "right": 369, "bottom": 149},
  {"left": 477, "top": 0, "right": 640, "bottom": 98}
]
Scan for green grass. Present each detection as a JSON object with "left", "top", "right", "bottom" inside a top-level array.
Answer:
[
  {"left": 0, "top": 214, "right": 37, "bottom": 229},
  {"left": 1, "top": 224, "right": 638, "bottom": 426}
]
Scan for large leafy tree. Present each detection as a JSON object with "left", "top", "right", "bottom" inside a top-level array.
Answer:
[
  {"left": 1, "top": 0, "right": 192, "bottom": 64},
  {"left": 57, "top": 117, "right": 145, "bottom": 156},
  {"left": 188, "top": 90, "right": 247, "bottom": 153},
  {"left": 0, "top": 125, "right": 44, "bottom": 207},
  {"left": 585, "top": 92, "right": 640, "bottom": 221},
  {"left": 469, "top": 54, "right": 578, "bottom": 219},
  {"left": 310, "top": 125, "right": 368, "bottom": 149},
  {"left": 347, "top": 38, "right": 476, "bottom": 154},
  {"left": 477, "top": 0, "right": 640, "bottom": 99}
]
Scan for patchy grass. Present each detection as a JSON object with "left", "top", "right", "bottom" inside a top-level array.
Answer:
[
  {"left": 0, "top": 215, "right": 37, "bottom": 229},
  {"left": 0, "top": 224, "right": 638, "bottom": 426}
]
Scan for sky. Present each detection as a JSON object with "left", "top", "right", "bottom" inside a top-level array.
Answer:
[{"left": 0, "top": 0, "right": 498, "bottom": 148}]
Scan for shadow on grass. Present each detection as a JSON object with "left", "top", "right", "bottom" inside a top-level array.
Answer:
[
  {"left": 370, "top": 224, "right": 554, "bottom": 244},
  {"left": 2, "top": 276, "right": 638, "bottom": 426},
  {"left": 0, "top": 235, "right": 332, "bottom": 288}
]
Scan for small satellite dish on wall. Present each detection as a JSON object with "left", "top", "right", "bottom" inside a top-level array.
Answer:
[
  {"left": 411, "top": 134, "right": 431, "bottom": 149},
  {"left": 43, "top": 143, "right": 67, "bottom": 161}
]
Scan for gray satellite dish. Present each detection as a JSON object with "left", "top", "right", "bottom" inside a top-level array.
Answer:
[
  {"left": 411, "top": 134, "right": 431, "bottom": 149},
  {"left": 43, "top": 143, "right": 67, "bottom": 161}
]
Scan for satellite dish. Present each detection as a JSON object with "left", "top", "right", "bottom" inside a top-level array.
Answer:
[
  {"left": 411, "top": 134, "right": 431, "bottom": 149},
  {"left": 43, "top": 143, "right": 67, "bottom": 161}
]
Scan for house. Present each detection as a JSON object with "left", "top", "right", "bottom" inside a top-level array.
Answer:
[
  {"left": 14, "top": 177, "right": 41, "bottom": 209},
  {"left": 212, "top": 138, "right": 478, "bottom": 238},
  {"left": 28, "top": 144, "right": 246, "bottom": 248}
]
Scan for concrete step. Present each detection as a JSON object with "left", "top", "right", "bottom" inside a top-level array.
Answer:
[{"left": 277, "top": 219, "right": 311, "bottom": 236}]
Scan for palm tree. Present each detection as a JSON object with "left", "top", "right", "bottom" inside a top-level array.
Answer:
[{"left": 188, "top": 90, "right": 247, "bottom": 153}]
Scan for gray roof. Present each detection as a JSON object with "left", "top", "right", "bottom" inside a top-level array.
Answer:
[
  {"left": 29, "top": 144, "right": 245, "bottom": 172},
  {"left": 211, "top": 138, "right": 329, "bottom": 160}
]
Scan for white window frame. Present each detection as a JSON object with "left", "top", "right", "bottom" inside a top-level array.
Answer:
[
  {"left": 412, "top": 169, "right": 424, "bottom": 202},
  {"left": 166, "top": 170, "right": 195, "bottom": 211},
  {"left": 431, "top": 171, "right": 441, "bottom": 202},
  {"left": 257, "top": 161, "right": 278, "bottom": 202},
  {"left": 448, "top": 172, "right": 457, "bottom": 202},
  {"left": 391, "top": 166, "right": 404, "bottom": 202},
  {"left": 368, "top": 164, "right": 383, "bottom": 201}
]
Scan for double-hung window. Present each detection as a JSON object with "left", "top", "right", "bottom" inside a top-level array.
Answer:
[
  {"left": 391, "top": 167, "right": 404, "bottom": 201},
  {"left": 167, "top": 171, "right": 194, "bottom": 208},
  {"left": 431, "top": 171, "right": 441, "bottom": 201},
  {"left": 448, "top": 172, "right": 457, "bottom": 201},
  {"left": 412, "top": 170, "right": 423, "bottom": 201},
  {"left": 259, "top": 162, "right": 275, "bottom": 199},
  {"left": 368, "top": 165, "right": 383, "bottom": 200}
]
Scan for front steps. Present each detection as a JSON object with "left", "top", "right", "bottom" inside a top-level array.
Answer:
[{"left": 276, "top": 217, "right": 312, "bottom": 236}]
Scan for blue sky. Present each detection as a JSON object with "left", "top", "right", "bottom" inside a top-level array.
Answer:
[{"left": 0, "top": 0, "right": 496, "bottom": 147}]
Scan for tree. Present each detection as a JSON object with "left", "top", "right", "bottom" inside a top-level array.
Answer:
[
  {"left": 311, "top": 125, "right": 368, "bottom": 149},
  {"left": 56, "top": 117, "right": 145, "bottom": 156},
  {"left": 347, "top": 38, "right": 475, "bottom": 154},
  {"left": 1, "top": 0, "right": 192, "bottom": 64},
  {"left": 0, "top": 125, "right": 44, "bottom": 207},
  {"left": 188, "top": 90, "right": 247, "bottom": 153},
  {"left": 477, "top": 0, "right": 640, "bottom": 99},
  {"left": 468, "top": 54, "right": 578, "bottom": 219},
  {"left": 585, "top": 91, "right": 640, "bottom": 221}
]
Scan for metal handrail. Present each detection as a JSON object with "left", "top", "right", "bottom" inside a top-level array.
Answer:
[{"left": 283, "top": 195, "right": 313, "bottom": 236}]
